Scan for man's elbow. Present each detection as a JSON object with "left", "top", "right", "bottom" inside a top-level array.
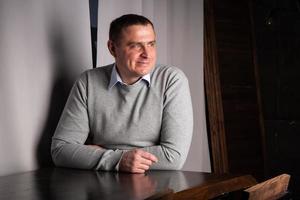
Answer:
[
  {"left": 167, "top": 157, "right": 185, "bottom": 170},
  {"left": 51, "top": 139, "right": 64, "bottom": 167},
  {"left": 161, "top": 148, "right": 186, "bottom": 170}
]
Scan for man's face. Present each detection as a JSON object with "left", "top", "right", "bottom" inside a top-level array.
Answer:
[{"left": 108, "top": 24, "right": 157, "bottom": 84}]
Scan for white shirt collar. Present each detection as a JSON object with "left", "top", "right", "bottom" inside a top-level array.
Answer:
[{"left": 108, "top": 64, "right": 151, "bottom": 89}]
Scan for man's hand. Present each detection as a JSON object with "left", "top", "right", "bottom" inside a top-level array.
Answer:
[{"left": 119, "top": 149, "right": 158, "bottom": 173}]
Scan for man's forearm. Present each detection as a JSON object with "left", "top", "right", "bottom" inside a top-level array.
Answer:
[
  {"left": 51, "top": 139, "right": 124, "bottom": 170},
  {"left": 142, "top": 145, "right": 187, "bottom": 170}
]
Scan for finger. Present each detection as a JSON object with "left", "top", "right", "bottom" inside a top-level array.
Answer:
[
  {"left": 139, "top": 157, "right": 153, "bottom": 166},
  {"left": 132, "top": 168, "right": 146, "bottom": 174},
  {"left": 134, "top": 164, "right": 150, "bottom": 173},
  {"left": 139, "top": 151, "right": 158, "bottom": 163},
  {"left": 131, "top": 156, "right": 151, "bottom": 169},
  {"left": 136, "top": 163, "right": 150, "bottom": 171},
  {"left": 134, "top": 149, "right": 157, "bottom": 164}
]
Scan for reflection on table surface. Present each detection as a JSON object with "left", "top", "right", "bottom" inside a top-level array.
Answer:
[{"left": 0, "top": 167, "right": 228, "bottom": 200}]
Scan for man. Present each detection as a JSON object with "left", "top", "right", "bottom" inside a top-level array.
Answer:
[{"left": 51, "top": 14, "right": 193, "bottom": 173}]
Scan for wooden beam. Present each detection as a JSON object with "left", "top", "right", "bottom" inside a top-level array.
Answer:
[
  {"left": 245, "top": 174, "right": 290, "bottom": 200},
  {"left": 204, "top": 0, "right": 228, "bottom": 174}
]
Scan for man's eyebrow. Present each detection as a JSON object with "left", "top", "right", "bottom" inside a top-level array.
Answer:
[
  {"left": 126, "top": 41, "right": 139, "bottom": 45},
  {"left": 148, "top": 40, "right": 156, "bottom": 44},
  {"left": 127, "top": 40, "right": 156, "bottom": 45}
]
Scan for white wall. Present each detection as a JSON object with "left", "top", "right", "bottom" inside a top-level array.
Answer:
[
  {"left": 0, "top": 0, "right": 92, "bottom": 176},
  {"left": 0, "top": 0, "right": 210, "bottom": 176},
  {"left": 98, "top": 0, "right": 211, "bottom": 172}
]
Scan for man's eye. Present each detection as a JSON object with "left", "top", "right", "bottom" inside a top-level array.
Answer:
[
  {"left": 149, "top": 42, "right": 156, "bottom": 47},
  {"left": 130, "top": 44, "right": 142, "bottom": 49}
]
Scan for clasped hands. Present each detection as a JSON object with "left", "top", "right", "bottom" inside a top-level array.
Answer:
[{"left": 87, "top": 145, "right": 158, "bottom": 173}]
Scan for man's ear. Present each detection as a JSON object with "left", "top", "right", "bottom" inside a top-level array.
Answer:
[{"left": 107, "top": 40, "right": 116, "bottom": 57}]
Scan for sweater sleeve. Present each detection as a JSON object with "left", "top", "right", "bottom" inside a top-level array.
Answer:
[
  {"left": 51, "top": 75, "right": 123, "bottom": 171},
  {"left": 142, "top": 69, "right": 193, "bottom": 170}
]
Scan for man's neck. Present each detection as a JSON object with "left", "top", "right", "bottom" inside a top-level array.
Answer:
[{"left": 116, "top": 67, "right": 141, "bottom": 85}]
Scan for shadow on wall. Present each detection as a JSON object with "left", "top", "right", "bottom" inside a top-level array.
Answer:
[
  {"left": 35, "top": 74, "right": 72, "bottom": 167},
  {"left": 35, "top": 24, "right": 76, "bottom": 167}
]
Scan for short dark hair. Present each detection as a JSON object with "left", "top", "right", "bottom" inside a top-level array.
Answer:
[{"left": 109, "top": 14, "right": 154, "bottom": 43}]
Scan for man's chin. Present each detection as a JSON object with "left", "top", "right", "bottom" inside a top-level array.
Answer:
[
  {"left": 136, "top": 70, "right": 151, "bottom": 76},
  {"left": 136, "top": 65, "right": 154, "bottom": 75}
]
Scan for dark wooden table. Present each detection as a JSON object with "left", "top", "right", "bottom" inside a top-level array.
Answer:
[{"left": 0, "top": 168, "right": 256, "bottom": 200}]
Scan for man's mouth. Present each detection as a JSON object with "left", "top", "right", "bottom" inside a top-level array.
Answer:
[{"left": 137, "top": 61, "right": 150, "bottom": 64}]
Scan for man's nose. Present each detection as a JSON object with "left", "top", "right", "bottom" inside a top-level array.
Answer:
[{"left": 140, "top": 45, "right": 149, "bottom": 57}]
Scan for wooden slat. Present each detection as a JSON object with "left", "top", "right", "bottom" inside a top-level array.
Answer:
[
  {"left": 204, "top": 0, "right": 266, "bottom": 180},
  {"left": 204, "top": 0, "right": 228, "bottom": 175},
  {"left": 173, "top": 175, "right": 257, "bottom": 200},
  {"left": 245, "top": 174, "right": 290, "bottom": 200}
]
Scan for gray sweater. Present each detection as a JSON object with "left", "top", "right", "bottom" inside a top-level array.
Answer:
[{"left": 51, "top": 64, "right": 193, "bottom": 171}]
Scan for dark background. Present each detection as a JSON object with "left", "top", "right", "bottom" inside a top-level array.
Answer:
[
  {"left": 254, "top": 0, "right": 300, "bottom": 197},
  {"left": 205, "top": 0, "right": 300, "bottom": 198}
]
